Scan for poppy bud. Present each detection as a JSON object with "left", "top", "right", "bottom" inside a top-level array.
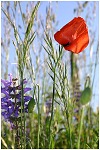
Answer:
[{"left": 54, "top": 17, "right": 89, "bottom": 54}]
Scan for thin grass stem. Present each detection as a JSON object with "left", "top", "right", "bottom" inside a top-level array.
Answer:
[
  {"left": 77, "top": 106, "right": 84, "bottom": 149},
  {"left": 20, "top": 70, "right": 26, "bottom": 149},
  {"left": 48, "top": 67, "right": 56, "bottom": 148},
  {"left": 37, "top": 85, "right": 40, "bottom": 148}
]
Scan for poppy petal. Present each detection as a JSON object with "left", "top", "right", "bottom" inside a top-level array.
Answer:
[
  {"left": 54, "top": 17, "right": 89, "bottom": 54},
  {"left": 64, "top": 29, "right": 89, "bottom": 53}
]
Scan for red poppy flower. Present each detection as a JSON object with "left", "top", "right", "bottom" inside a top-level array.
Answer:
[{"left": 54, "top": 17, "right": 89, "bottom": 54}]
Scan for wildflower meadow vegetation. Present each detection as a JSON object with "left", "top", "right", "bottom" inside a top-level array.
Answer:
[{"left": 1, "top": 1, "right": 99, "bottom": 149}]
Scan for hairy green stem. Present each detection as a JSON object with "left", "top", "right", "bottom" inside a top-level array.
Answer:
[
  {"left": 63, "top": 97, "right": 72, "bottom": 148},
  {"left": 20, "top": 70, "right": 26, "bottom": 149},
  {"left": 66, "top": 110, "right": 72, "bottom": 148},
  {"left": 20, "top": 73, "right": 23, "bottom": 149},
  {"left": 77, "top": 107, "right": 84, "bottom": 149},
  {"left": 37, "top": 85, "right": 40, "bottom": 149},
  {"left": 48, "top": 67, "right": 56, "bottom": 148},
  {"left": 67, "top": 94, "right": 72, "bottom": 148},
  {"left": 14, "top": 86, "right": 20, "bottom": 148}
]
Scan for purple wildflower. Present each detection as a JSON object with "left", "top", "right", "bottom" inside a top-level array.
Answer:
[{"left": 1, "top": 74, "right": 32, "bottom": 128}]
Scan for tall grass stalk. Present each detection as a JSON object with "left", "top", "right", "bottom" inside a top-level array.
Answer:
[
  {"left": 65, "top": 103, "right": 72, "bottom": 148},
  {"left": 37, "top": 85, "right": 40, "bottom": 148},
  {"left": 20, "top": 70, "right": 26, "bottom": 149},
  {"left": 64, "top": 65, "right": 72, "bottom": 148},
  {"left": 77, "top": 106, "right": 84, "bottom": 148},
  {"left": 48, "top": 66, "right": 56, "bottom": 148}
]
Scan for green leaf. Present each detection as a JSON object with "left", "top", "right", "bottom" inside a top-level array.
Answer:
[
  {"left": 80, "top": 87, "right": 92, "bottom": 105},
  {"left": 28, "top": 98, "right": 36, "bottom": 113}
]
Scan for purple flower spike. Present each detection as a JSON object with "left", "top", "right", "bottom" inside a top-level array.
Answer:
[
  {"left": 1, "top": 74, "right": 32, "bottom": 128},
  {"left": 1, "top": 79, "right": 12, "bottom": 87},
  {"left": 24, "top": 96, "right": 32, "bottom": 102},
  {"left": 24, "top": 88, "right": 31, "bottom": 93}
]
